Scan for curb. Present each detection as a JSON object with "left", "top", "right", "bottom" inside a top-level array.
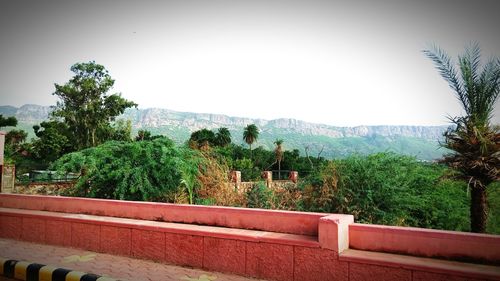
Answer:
[{"left": 0, "top": 257, "right": 120, "bottom": 281}]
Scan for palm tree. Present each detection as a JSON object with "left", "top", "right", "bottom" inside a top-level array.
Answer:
[
  {"left": 424, "top": 43, "right": 500, "bottom": 233},
  {"left": 215, "top": 127, "right": 232, "bottom": 147},
  {"left": 274, "top": 139, "right": 284, "bottom": 179},
  {"left": 243, "top": 124, "right": 259, "bottom": 159}
]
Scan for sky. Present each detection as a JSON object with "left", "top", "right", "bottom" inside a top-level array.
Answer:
[{"left": 1, "top": 0, "right": 499, "bottom": 126}]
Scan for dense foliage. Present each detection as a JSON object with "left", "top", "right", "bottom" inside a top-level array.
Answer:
[
  {"left": 211, "top": 144, "right": 321, "bottom": 181},
  {"left": 236, "top": 152, "right": 476, "bottom": 232},
  {"left": 0, "top": 114, "right": 17, "bottom": 128},
  {"left": 305, "top": 153, "right": 470, "bottom": 231},
  {"left": 135, "top": 129, "right": 162, "bottom": 141},
  {"left": 51, "top": 138, "right": 202, "bottom": 201}
]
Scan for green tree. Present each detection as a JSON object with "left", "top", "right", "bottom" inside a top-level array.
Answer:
[
  {"left": 31, "top": 121, "right": 73, "bottom": 165},
  {"left": 3, "top": 129, "right": 28, "bottom": 167},
  {"left": 215, "top": 127, "right": 232, "bottom": 147},
  {"left": 51, "top": 61, "right": 137, "bottom": 150},
  {"left": 107, "top": 119, "right": 132, "bottom": 142},
  {"left": 136, "top": 130, "right": 150, "bottom": 141},
  {"left": 243, "top": 124, "right": 259, "bottom": 159},
  {"left": 0, "top": 115, "right": 17, "bottom": 128},
  {"left": 189, "top": 128, "right": 216, "bottom": 149},
  {"left": 424, "top": 43, "right": 500, "bottom": 233},
  {"left": 135, "top": 129, "right": 162, "bottom": 141},
  {"left": 5, "top": 129, "right": 27, "bottom": 146},
  {"left": 274, "top": 139, "right": 284, "bottom": 179}
]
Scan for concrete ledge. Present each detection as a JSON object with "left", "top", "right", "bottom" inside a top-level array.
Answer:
[
  {"left": 349, "top": 223, "right": 500, "bottom": 264},
  {"left": 340, "top": 249, "right": 500, "bottom": 281},
  {"left": 0, "top": 194, "right": 324, "bottom": 236},
  {"left": 0, "top": 208, "right": 320, "bottom": 248}
]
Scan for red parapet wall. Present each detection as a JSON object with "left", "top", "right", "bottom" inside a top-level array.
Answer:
[
  {"left": 0, "top": 207, "right": 342, "bottom": 281},
  {"left": 349, "top": 223, "right": 500, "bottom": 264},
  {"left": 0, "top": 194, "right": 499, "bottom": 281},
  {"left": 0, "top": 193, "right": 324, "bottom": 236}
]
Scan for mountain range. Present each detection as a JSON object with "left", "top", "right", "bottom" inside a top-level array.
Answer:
[{"left": 0, "top": 104, "right": 449, "bottom": 160}]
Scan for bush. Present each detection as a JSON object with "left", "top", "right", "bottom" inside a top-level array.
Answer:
[
  {"left": 299, "top": 161, "right": 338, "bottom": 212},
  {"left": 300, "top": 153, "right": 470, "bottom": 231},
  {"left": 195, "top": 150, "right": 245, "bottom": 207},
  {"left": 51, "top": 137, "right": 202, "bottom": 201},
  {"left": 246, "top": 182, "right": 273, "bottom": 209}
]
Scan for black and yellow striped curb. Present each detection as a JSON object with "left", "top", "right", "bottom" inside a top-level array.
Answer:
[{"left": 0, "top": 257, "right": 119, "bottom": 281}]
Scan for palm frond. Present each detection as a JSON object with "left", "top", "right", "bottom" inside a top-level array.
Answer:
[
  {"left": 423, "top": 45, "right": 468, "bottom": 113},
  {"left": 477, "top": 58, "right": 500, "bottom": 126},
  {"left": 459, "top": 43, "right": 481, "bottom": 117}
]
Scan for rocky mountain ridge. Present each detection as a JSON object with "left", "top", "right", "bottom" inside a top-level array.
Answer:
[
  {"left": 0, "top": 104, "right": 449, "bottom": 160},
  {"left": 1, "top": 104, "right": 447, "bottom": 140}
]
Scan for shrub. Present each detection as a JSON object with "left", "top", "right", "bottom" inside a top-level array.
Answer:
[
  {"left": 271, "top": 181, "right": 302, "bottom": 210},
  {"left": 299, "top": 153, "right": 470, "bottom": 231},
  {"left": 331, "top": 153, "right": 469, "bottom": 230},
  {"left": 51, "top": 137, "right": 201, "bottom": 201},
  {"left": 246, "top": 182, "right": 273, "bottom": 209},
  {"left": 299, "top": 161, "right": 338, "bottom": 212},
  {"left": 195, "top": 150, "right": 245, "bottom": 207}
]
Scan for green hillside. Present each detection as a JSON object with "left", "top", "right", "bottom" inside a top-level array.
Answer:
[{"left": 1, "top": 104, "right": 448, "bottom": 161}]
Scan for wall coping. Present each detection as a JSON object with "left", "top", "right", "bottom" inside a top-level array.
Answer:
[
  {"left": 351, "top": 223, "right": 500, "bottom": 241},
  {"left": 349, "top": 223, "right": 500, "bottom": 265},
  {"left": 0, "top": 194, "right": 327, "bottom": 236},
  {"left": 340, "top": 249, "right": 500, "bottom": 280}
]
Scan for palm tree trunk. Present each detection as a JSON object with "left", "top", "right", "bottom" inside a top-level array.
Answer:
[
  {"left": 278, "top": 161, "right": 281, "bottom": 179},
  {"left": 470, "top": 186, "right": 487, "bottom": 233}
]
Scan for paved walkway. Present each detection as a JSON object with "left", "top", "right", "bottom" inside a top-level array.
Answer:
[{"left": 0, "top": 238, "right": 264, "bottom": 281}]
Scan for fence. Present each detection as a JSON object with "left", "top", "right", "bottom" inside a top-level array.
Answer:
[{"left": 19, "top": 170, "right": 80, "bottom": 183}]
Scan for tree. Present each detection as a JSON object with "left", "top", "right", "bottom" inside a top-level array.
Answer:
[
  {"left": 0, "top": 115, "right": 17, "bottom": 128},
  {"left": 31, "top": 120, "right": 73, "bottom": 165},
  {"left": 215, "top": 127, "right": 232, "bottom": 147},
  {"left": 4, "top": 129, "right": 28, "bottom": 167},
  {"left": 189, "top": 129, "right": 216, "bottom": 149},
  {"left": 424, "top": 43, "right": 500, "bottom": 233},
  {"left": 51, "top": 61, "right": 137, "bottom": 150},
  {"left": 274, "top": 139, "right": 284, "bottom": 179},
  {"left": 243, "top": 124, "right": 259, "bottom": 159},
  {"left": 106, "top": 119, "right": 132, "bottom": 142},
  {"left": 135, "top": 129, "right": 161, "bottom": 141},
  {"left": 136, "top": 130, "right": 150, "bottom": 141},
  {"left": 5, "top": 129, "right": 27, "bottom": 146}
]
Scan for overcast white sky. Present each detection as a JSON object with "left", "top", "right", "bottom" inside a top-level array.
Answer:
[{"left": 1, "top": 0, "right": 499, "bottom": 126}]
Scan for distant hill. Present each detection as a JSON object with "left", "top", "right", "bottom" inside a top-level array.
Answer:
[{"left": 0, "top": 104, "right": 449, "bottom": 160}]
